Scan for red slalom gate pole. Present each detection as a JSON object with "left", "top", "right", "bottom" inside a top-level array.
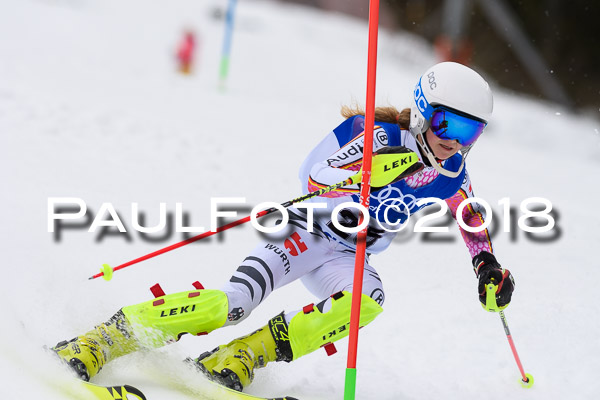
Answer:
[{"left": 344, "top": 1, "right": 380, "bottom": 399}]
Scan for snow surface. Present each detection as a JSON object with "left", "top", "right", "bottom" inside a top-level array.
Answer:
[{"left": 1, "top": 0, "right": 600, "bottom": 399}]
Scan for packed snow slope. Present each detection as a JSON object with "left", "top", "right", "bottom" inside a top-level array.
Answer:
[{"left": 1, "top": 0, "right": 600, "bottom": 399}]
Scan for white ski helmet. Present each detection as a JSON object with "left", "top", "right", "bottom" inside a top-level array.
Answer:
[{"left": 409, "top": 62, "right": 493, "bottom": 177}]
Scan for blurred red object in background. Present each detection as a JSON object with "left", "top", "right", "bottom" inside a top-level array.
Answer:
[{"left": 176, "top": 30, "right": 196, "bottom": 74}]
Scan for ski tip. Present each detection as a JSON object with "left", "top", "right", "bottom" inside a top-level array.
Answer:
[
  {"left": 269, "top": 397, "right": 299, "bottom": 400},
  {"left": 124, "top": 384, "right": 148, "bottom": 400}
]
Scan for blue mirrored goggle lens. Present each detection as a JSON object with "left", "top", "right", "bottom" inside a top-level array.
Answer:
[{"left": 430, "top": 108, "right": 486, "bottom": 146}]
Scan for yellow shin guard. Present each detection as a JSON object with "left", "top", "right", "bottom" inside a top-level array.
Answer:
[
  {"left": 287, "top": 291, "right": 383, "bottom": 359},
  {"left": 53, "top": 289, "right": 229, "bottom": 380},
  {"left": 122, "top": 289, "right": 229, "bottom": 348}
]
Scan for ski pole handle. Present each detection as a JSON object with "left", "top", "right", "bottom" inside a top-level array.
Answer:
[{"left": 485, "top": 283, "right": 500, "bottom": 312}]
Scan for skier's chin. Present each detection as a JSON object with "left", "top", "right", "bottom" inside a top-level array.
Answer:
[{"left": 433, "top": 147, "right": 457, "bottom": 160}]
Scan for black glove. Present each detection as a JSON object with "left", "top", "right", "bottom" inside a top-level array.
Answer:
[{"left": 473, "top": 251, "right": 515, "bottom": 309}]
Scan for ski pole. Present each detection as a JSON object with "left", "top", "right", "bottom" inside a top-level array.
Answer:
[
  {"left": 88, "top": 176, "right": 356, "bottom": 281},
  {"left": 89, "top": 150, "right": 420, "bottom": 281},
  {"left": 485, "top": 283, "right": 534, "bottom": 388}
]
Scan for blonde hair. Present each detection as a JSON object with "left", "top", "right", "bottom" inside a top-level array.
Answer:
[{"left": 340, "top": 104, "right": 411, "bottom": 130}]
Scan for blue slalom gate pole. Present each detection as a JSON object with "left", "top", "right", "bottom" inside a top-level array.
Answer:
[{"left": 219, "top": 0, "right": 238, "bottom": 89}]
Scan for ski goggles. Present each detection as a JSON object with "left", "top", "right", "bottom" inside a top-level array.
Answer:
[{"left": 429, "top": 107, "right": 487, "bottom": 147}]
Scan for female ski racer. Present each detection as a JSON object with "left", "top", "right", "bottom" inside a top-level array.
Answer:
[{"left": 52, "top": 62, "right": 515, "bottom": 392}]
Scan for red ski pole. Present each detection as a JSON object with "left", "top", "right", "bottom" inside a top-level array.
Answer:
[
  {"left": 89, "top": 177, "right": 356, "bottom": 281},
  {"left": 89, "top": 148, "right": 419, "bottom": 281},
  {"left": 485, "top": 283, "right": 534, "bottom": 388}
]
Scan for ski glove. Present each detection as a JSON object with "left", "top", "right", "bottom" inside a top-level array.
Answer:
[{"left": 473, "top": 251, "right": 515, "bottom": 310}]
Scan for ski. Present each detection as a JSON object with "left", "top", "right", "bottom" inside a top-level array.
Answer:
[
  {"left": 79, "top": 376, "right": 297, "bottom": 400},
  {"left": 149, "top": 373, "right": 300, "bottom": 400},
  {"left": 201, "top": 377, "right": 299, "bottom": 400},
  {"left": 135, "top": 359, "right": 300, "bottom": 400},
  {"left": 48, "top": 343, "right": 298, "bottom": 399},
  {"left": 78, "top": 381, "right": 147, "bottom": 400}
]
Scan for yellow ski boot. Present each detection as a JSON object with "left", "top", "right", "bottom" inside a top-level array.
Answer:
[
  {"left": 52, "top": 336, "right": 106, "bottom": 381},
  {"left": 193, "top": 313, "right": 291, "bottom": 392},
  {"left": 51, "top": 310, "right": 139, "bottom": 381},
  {"left": 193, "top": 292, "right": 383, "bottom": 392}
]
